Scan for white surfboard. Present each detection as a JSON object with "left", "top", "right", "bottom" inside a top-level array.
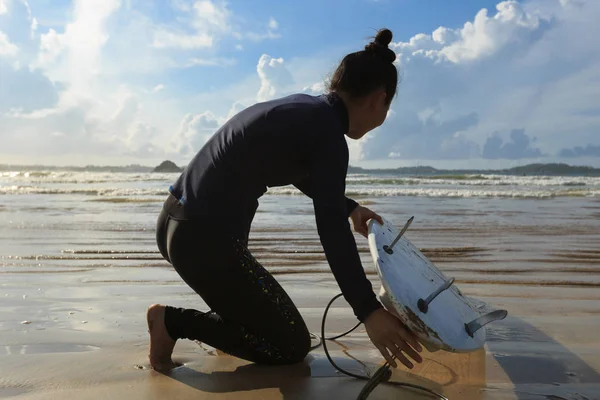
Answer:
[{"left": 367, "top": 217, "right": 507, "bottom": 353}]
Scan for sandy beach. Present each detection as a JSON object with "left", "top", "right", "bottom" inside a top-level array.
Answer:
[{"left": 1, "top": 171, "right": 599, "bottom": 399}]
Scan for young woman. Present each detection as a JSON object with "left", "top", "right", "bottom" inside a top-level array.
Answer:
[{"left": 147, "top": 28, "right": 423, "bottom": 372}]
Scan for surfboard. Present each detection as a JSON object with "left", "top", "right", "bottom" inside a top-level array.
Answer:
[{"left": 367, "top": 217, "right": 507, "bottom": 353}]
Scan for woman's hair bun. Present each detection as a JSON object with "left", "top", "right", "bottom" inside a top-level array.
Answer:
[
  {"left": 374, "top": 28, "right": 393, "bottom": 47},
  {"left": 365, "top": 28, "right": 396, "bottom": 63}
]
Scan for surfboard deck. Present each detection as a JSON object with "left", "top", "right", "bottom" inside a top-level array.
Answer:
[{"left": 367, "top": 217, "right": 504, "bottom": 353}]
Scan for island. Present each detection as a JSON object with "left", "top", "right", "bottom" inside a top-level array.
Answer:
[{"left": 152, "top": 160, "right": 183, "bottom": 173}]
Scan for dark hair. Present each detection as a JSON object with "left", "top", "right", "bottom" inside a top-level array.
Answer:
[{"left": 328, "top": 28, "right": 398, "bottom": 105}]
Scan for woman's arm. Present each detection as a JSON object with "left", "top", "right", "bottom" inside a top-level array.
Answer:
[
  {"left": 293, "top": 178, "right": 360, "bottom": 217},
  {"left": 298, "top": 133, "right": 382, "bottom": 322}
]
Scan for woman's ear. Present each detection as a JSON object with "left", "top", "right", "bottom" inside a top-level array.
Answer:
[{"left": 368, "top": 89, "right": 388, "bottom": 112}]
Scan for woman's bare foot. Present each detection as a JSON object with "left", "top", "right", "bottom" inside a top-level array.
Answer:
[{"left": 147, "top": 304, "right": 178, "bottom": 372}]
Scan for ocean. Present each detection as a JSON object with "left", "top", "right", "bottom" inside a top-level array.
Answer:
[{"left": 1, "top": 170, "right": 599, "bottom": 285}]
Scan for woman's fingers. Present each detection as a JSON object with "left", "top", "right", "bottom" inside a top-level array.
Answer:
[
  {"left": 358, "top": 224, "right": 367, "bottom": 236},
  {"left": 372, "top": 212, "right": 384, "bottom": 225},
  {"left": 397, "top": 324, "right": 422, "bottom": 352},
  {"left": 371, "top": 343, "right": 421, "bottom": 370},
  {"left": 395, "top": 352, "right": 413, "bottom": 369},
  {"left": 375, "top": 344, "right": 396, "bottom": 368},
  {"left": 396, "top": 338, "right": 423, "bottom": 364},
  {"left": 355, "top": 222, "right": 368, "bottom": 238},
  {"left": 384, "top": 341, "right": 413, "bottom": 369}
]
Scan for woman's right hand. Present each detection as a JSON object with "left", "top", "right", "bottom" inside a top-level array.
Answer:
[{"left": 364, "top": 308, "right": 423, "bottom": 369}]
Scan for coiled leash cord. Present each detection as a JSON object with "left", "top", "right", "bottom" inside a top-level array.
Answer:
[{"left": 309, "top": 293, "right": 448, "bottom": 400}]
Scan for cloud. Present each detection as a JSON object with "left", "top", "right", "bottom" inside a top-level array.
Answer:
[
  {"left": 160, "top": 0, "right": 598, "bottom": 164},
  {"left": 559, "top": 144, "right": 600, "bottom": 157},
  {"left": 245, "top": 30, "right": 280, "bottom": 42},
  {"left": 3, "top": 102, "right": 102, "bottom": 155},
  {"left": 440, "top": 1, "right": 544, "bottom": 63},
  {"left": 164, "top": 52, "right": 293, "bottom": 156},
  {"left": 30, "top": 17, "right": 37, "bottom": 38},
  {"left": 268, "top": 17, "right": 278, "bottom": 30},
  {"left": 151, "top": 1, "right": 229, "bottom": 49},
  {"left": 390, "top": 1, "right": 548, "bottom": 66},
  {"left": 0, "top": 63, "right": 59, "bottom": 113},
  {"left": 152, "top": 29, "right": 212, "bottom": 49},
  {"left": 184, "top": 57, "right": 236, "bottom": 67},
  {"left": 89, "top": 93, "right": 161, "bottom": 158},
  {"left": 35, "top": 28, "right": 65, "bottom": 67},
  {"left": 482, "top": 129, "right": 543, "bottom": 159},
  {"left": 171, "top": 111, "right": 221, "bottom": 156},
  {"left": 0, "top": 0, "right": 7, "bottom": 14},
  {"left": 152, "top": 1, "right": 279, "bottom": 50},
  {"left": 1, "top": 0, "right": 599, "bottom": 167},
  {"left": 351, "top": 0, "right": 600, "bottom": 162},
  {"left": 256, "top": 54, "right": 294, "bottom": 102},
  {"left": 191, "top": 0, "right": 230, "bottom": 32},
  {"left": 3, "top": 86, "right": 161, "bottom": 159},
  {"left": 241, "top": 16, "right": 280, "bottom": 42},
  {"left": 0, "top": 0, "right": 170, "bottom": 160},
  {"left": 371, "top": 108, "right": 481, "bottom": 160},
  {"left": 19, "top": 0, "right": 31, "bottom": 19},
  {"left": 226, "top": 101, "right": 247, "bottom": 120},
  {"left": 31, "top": 0, "right": 122, "bottom": 95},
  {"left": 302, "top": 81, "right": 326, "bottom": 95},
  {"left": 0, "top": 0, "right": 287, "bottom": 165},
  {"left": 0, "top": 0, "right": 284, "bottom": 163},
  {"left": 230, "top": 13, "right": 280, "bottom": 42},
  {"left": 0, "top": 30, "right": 18, "bottom": 56}
]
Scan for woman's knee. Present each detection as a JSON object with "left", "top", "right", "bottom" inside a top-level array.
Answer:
[
  {"left": 156, "top": 207, "right": 170, "bottom": 263},
  {"left": 288, "top": 344, "right": 310, "bottom": 364},
  {"left": 281, "top": 328, "right": 311, "bottom": 364}
]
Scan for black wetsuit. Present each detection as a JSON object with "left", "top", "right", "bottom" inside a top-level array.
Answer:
[{"left": 157, "top": 92, "right": 383, "bottom": 365}]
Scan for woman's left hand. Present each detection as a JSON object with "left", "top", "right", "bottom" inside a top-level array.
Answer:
[{"left": 350, "top": 205, "right": 384, "bottom": 238}]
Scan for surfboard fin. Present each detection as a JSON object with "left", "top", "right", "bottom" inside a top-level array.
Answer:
[
  {"left": 417, "top": 277, "right": 455, "bottom": 313},
  {"left": 464, "top": 309, "right": 508, "bottom": 337},
  {"left": 383, "top": 216, "right": 414, "bottom": 254}
]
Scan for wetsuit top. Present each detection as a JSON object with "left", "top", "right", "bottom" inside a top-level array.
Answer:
[{"left": 169, "top": 92, "right": 383, "bottom": 322}]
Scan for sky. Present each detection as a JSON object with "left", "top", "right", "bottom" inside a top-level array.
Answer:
[{"left": 0, "top": 0, "right": 599, "bottom": 169}]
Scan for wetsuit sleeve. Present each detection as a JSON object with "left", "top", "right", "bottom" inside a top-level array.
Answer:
[
  {"left": 293, "top": 179, "right": 360, "bottom": 218},
  {"left": 298, "top": 134, "right": 382, "bottom": 323}
]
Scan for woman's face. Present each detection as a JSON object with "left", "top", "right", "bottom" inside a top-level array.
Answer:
[
  {"left": 373, "top": 98, "right": 391, "bottom": 129},
  {"left": 345, "top": 89, "right": 392, "bottom": 140}
]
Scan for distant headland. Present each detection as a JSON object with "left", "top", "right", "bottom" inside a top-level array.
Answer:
[
  {"left": 152, "top": 160, "right": 184, "bottom": 173},
  {"left": 1, "top": 161, "right": 600, "bottom": 176},
  {"left": 347, "top": 163, "right": 600, "bottom": 177}
]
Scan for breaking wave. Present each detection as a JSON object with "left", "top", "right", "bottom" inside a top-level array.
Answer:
[
  {"left": 1, "top": 184, "right": 599, "bottom": 199},
  {"left": 0, "top": 171, "right": 174, "bottom": 184},
  {"left": 1, "top": 171, "right": 599, "bottom": 199},
  {"left": 346, "top": 174, "right": 598, "bottom": 187},
  {"left": 266, "top": 186, "right": 600, "bottom": 198},
  {"left": 0, "top": 186, "right": 169, "bottom": 197}
]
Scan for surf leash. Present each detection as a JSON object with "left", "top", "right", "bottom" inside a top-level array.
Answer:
[{"left": 310, "top": 293, "right": 448, "bottom": 400}]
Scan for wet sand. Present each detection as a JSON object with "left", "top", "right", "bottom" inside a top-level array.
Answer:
[
  {"left": 2, "top": 253, "right": 599, "bottom": 399},
  {"left": 1, "top": 191, "right": 600, "bottom": 399}
]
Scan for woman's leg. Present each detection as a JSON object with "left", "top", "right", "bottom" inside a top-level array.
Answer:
[
  {"left": 148, "top": 204, "right": 178, "bottom": 370},
  {"left": 150, "top": 211, "right": 311, "bottom": 368}
]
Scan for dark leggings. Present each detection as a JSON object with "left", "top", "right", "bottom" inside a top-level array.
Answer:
[{"left": 155, "top": 195, "right": 311, "bottom": 365}]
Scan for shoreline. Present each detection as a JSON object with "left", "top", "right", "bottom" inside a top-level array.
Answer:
[{"left": 2, "top": 267, "right": 599, "bottom": 399}]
